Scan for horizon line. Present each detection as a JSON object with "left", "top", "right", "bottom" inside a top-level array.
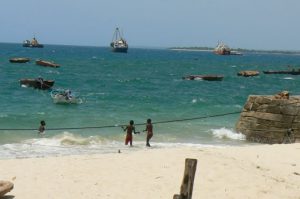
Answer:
[{"left": 1, "top": 42, "right": 300, "bottom": 52}]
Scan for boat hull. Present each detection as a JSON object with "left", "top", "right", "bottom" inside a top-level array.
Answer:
[
  {"left": 183, "top": 75, "right": 224, "bottom": 81},
  {"left": 111, "top": 47, "right": 128, "bottom": 53},
  {"left": 23, "top": 44, "right": 44, "bottom": 48},
  {"left": 9, "top": 58, "right": 30, "bottom": 63},
  {"left": 263, "top": 70, "right": 300, "bottom": 75},
  {"left": 20, "top": 79, "right": 54, "bottom": 90},
  {"left": 36, "top": 60, "right": 60, "bottom": 68},
  {"left": 214, "top": 50, "right": 231, "bottom": 55}
]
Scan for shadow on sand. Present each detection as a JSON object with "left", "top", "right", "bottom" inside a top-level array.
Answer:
[{"left": 2, "top": 195, "right": 15, "bottom": 199}]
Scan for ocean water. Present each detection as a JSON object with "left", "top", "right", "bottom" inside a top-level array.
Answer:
[{"left": 1, "top": 43, "right": 300, "bottom": 158}]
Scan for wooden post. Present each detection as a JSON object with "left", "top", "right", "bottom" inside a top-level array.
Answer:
[{"left": 173, "top": 158, "right": 197, "bottom": 199}]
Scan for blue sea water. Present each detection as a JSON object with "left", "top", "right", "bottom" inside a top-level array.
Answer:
[{"left": 1, "top": 43, "right": 300, "bottom": 158}]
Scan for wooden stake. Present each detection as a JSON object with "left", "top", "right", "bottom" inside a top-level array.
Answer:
[{"left": 173, "top": 158, "right": 197, "bottom": 199}]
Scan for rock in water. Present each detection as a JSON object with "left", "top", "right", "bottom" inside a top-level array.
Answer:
[{"left": 237, "top": 70, "right": 259, "bottom": 77}]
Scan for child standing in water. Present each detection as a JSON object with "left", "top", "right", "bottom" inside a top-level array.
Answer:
[
  {"left": 144, "top": 118, "right": 153, "bottom": 147},
  {"left": 122, "top": 120, "right": 136, "bottom": 146},
  {"left": 38, "top": 120, "right": 46, "bottom": 135}
]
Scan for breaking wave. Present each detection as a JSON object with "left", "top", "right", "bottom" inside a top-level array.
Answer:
[{"left": 211, "top": 128, "right": 246, "bottom": 140}]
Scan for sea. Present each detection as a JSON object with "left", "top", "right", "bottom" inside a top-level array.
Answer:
[{"left": 1, "top": 43, "right": 300, "bottom": 159}]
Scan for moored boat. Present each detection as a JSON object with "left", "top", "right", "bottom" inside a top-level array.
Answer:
[
  {"left": 263, "top": 69, "right": 300, "bottom": 75},
  {"left": 9, "top": 57, "right": 30, "bottom": 63},
  {"left": 213, "top": 42, "right": 243, "bottom": 55},
  {"left": 110, "top": 28, "right": 128, "bottom": 53},
  {"left": 36, "top": 59, "right": 60, "bottom": 68},
  {"left": 20, "top": 78, "right": 54, "bottom": 90},
  {"left": 214, "top": 42, "right": 231, "bottom": 55},
  {"left": 23, "top": 37, "right": 44, "bottom": 48},
  {"left": 183, "top": 75, "right": 224, "bottom": 81},
  {"left": 50, "top": 89, "right": 82, "bottom": 104}
]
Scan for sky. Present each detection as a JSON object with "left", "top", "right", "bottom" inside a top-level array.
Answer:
[{"left": 0, "top": 0, "right": 299, "bottom": 50}]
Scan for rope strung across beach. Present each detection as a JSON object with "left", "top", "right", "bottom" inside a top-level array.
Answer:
[
  {"left": 0, "top": 111, "right": 242, "bottom": 131},
  {"left": 151, "top": 111, "right": 241, "bottom": 125}
]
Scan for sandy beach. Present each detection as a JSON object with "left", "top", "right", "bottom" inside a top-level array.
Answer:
[{"left": 1, "top": 144, "right": 300, "bottom": 199}]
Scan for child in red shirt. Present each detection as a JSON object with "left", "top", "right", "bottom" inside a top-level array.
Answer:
[
  {"left": 122, "top": 120, "right": 138, "bottom": 146},
  {"left": 144, "top": 119, "right": 153, "bottom": 147}
]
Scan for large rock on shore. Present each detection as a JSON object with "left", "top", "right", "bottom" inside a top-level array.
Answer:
[{"left": 236, "top": 94, "right": 300, "bottom": 143}]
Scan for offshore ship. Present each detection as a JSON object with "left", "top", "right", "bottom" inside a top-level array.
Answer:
[
  {"left": 23, "top": 37, "right": 44, "bottom": 48},
  {"left": 214, "top": 41, "right": 231, "bottom": 55},
  {"left": 213, "top": 41, "right": 242, "bottom": 55},
  {"left": 110, "top": 28, "right": 128, "bottom": 53}
]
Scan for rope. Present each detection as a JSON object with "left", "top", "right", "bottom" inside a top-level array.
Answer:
[
  {"left": 151, "top": 111, "right": 241, "bottom": 125},
  {"left": 0, "top": 111, "right": 241, "bottom": 131}
]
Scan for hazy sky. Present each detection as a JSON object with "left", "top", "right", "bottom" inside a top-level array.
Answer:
[{"left": 0, "top": 0, "right": 299, "bottom": 50}]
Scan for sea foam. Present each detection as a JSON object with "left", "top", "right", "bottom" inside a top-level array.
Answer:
[
  {"left": 283, "top": 77, "right": 294, "bottom": 80},
  {"left": 0, "top": 132, "right": 125, "bottom": 159},
  {"left": 211, "top": 128, "right": 246, "bottom": 140}
]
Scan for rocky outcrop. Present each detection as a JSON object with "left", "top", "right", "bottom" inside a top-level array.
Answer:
[{"left": 236, "top": 94, "right": 300, "bottom": 144}]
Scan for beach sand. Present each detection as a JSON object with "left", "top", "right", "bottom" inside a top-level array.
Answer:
[{"left": 0, "top": 144, "right": 300, "bottom": 199}]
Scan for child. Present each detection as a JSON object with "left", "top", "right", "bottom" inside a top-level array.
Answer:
[
  {"left": 38, "top": 120, "right": 46, "bottom": 135},
  {"left": 122, "top": 120, "right": 137, "bottom": 146},
  {"left": 144, "top": 118, "right": 153, "bottom": 147}
]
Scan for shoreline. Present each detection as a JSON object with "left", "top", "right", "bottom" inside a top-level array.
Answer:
[
  {"left": 0, "top": 127, "right": 247, "bottom": 159},
  {"left": 1, "top": 144, "right": 299, "bottom": 198},
  {"left": 169, "top": 47, "right": 300, "bottom": 55},
  {"left": 0, "top": 140, "right": 247, "bottom": 160}
]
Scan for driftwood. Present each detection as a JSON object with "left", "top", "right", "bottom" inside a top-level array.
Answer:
[{"left": 173, "top": 158, "right": 197, "bottom": 199}]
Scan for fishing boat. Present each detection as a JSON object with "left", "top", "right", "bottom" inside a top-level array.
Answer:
[
  {"left": 9, "top": 57, "right": 30, "bottom": 63},
  {"left": 36, "top": 59, "right": 60, "bottom": 68},
  {"left": 110, "top": 28, "right": 128, "bottom": 53},
  {"left": 50, "top": 89, "right": 82, "bottom": 104},
  {"left": 263, "top": 69, "right": 300, "bottom": 75},
  {"left": 0, "top": 181, "right": 14, "bottom": 197},
  {"left": 214, "top": 42, "right": 231, "bottom": 55},
  {"left": 23, "top": 37, "right": 44, "bottom": 48},
  {"left": 20, "top": 78, "right": 54, "bottom": 90},
  {"left": 182, "top": 75, "right": 224, "bottom": 81}
]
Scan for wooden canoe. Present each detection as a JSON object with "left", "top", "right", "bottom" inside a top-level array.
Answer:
[
  {"left": 183, "top": 75, "right": 224, "bottom": 81},
  {"left": 20, "top": 78, "right": 55, "bottom": 90},
  {"left": 9, "top": 57, "right": 30, "bottom": 63},
  {"left": 36, "top": 59, "right": 60, "bottom": 68},
  {"left": 263, "top": 70, "right": 300, "bottom": 75}
]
